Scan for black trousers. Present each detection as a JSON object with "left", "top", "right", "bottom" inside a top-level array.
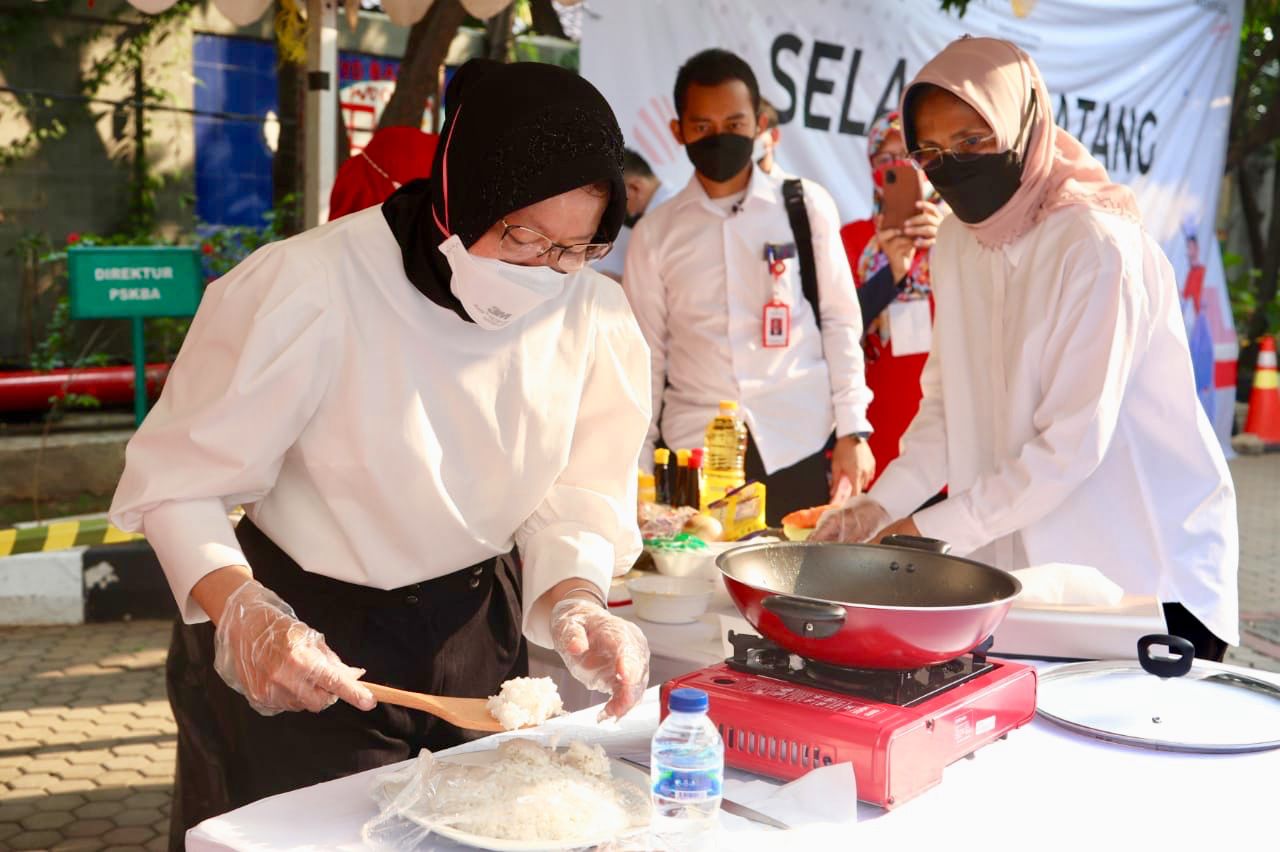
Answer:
[
  {"left": 744, "top": 432, "right": 831, "bottom": 527},
  {"left": 165, "top": 517, "right": 527, "bottom": 850},
  {"left": 1163, "top": 602, "right": 1228, "bottom": 662}
]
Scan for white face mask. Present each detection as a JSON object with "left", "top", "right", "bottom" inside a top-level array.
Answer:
[
  {"left": 752, "top": 133, "right": 771, "bottom": 166},
  {"left": 437, "top": 234, "right": 566, "bottom": 330}
]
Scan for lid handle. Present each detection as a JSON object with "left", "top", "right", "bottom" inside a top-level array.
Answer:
[
  {"left": 762, "top": 595, "right": 845, "bottom": 639},
  {"left": 880, "top": 534, "right": 951, "bottom": 554},
  {"left": 1137, "top": 634, "right": 1195, "bottom": 678}
]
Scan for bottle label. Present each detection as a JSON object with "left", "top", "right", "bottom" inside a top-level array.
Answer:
[{"left": 653, "top": 766, "right": 723, "bottom": 801}]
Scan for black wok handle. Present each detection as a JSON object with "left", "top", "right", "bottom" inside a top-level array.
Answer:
[
  {"left": 1137, "top": 634, "right": 1195, "bottom": 678},
  {"left": 881, "top": 534, "right": 951, "bottom": 554},
  {"left": 762, "top": 596, "right": 846, "bottom": 639}
]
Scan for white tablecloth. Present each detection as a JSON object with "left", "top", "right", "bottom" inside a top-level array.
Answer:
[{"left": 188, "top": 660, "right": 1280, "bottom": 852}]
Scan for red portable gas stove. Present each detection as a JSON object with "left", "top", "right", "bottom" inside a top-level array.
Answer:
[{"left": 662, "top": 632, "right": 1037, "bottom": 810}]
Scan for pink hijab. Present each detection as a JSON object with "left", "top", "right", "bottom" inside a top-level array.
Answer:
[{"left": 903, "top": 36, "right": 1141, "bottom": 249}]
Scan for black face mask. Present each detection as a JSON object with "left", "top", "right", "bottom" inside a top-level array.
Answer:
[
  {"left": 685, "top": 133, "right": 754, "bottom": 183},
  {"left": 925, "top": 150, "right": 1024, "bottom": 224},
  {"left": 624, "top": 211, "right": 643, "bottom": 228}
]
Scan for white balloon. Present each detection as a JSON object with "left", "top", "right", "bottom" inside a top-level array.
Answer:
[
  {"left": 381, "top": 0, "right": 434, "bottom": 27},
  {"left": 212, "top": 0, "right": 274, "bottom": 27},
  {"left": 460, "top": 0, "right": 512, "bottom": 20},
  {"left": 126, "top": 0, "right": 180, "bottom": 13}
]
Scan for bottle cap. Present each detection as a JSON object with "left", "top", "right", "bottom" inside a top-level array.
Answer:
[
  {"left": 689, "top": 448, "right": 704, "bottom": 469},
  {"left": 668, "top": 687, "right": 709, "bottom": 713},
  {"left": 719, "top": 400, "right": 739, "bottom": 412},
  {"left": 654, "top": 448, "right": 671, "bottom": 464},
  {"left": 676, "top": 449, "right": 691, "bottom": 466}
]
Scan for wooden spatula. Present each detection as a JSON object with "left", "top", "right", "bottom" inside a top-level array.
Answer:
[{"left": 363, "top": 682, "right": 505, "bottom": 733}]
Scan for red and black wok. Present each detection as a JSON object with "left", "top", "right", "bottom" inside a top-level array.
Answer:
[{"left": 716, "top": 536, "right": 1022, "bottom": 669}]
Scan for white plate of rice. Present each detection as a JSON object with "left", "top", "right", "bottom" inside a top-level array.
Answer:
[{"left": 375, "top": 738, "right": 650, "bottom": 850}]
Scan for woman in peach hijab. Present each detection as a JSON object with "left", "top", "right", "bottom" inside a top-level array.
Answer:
[{"left": 815, "top": 36, "right": 1238, "bottom": 661}]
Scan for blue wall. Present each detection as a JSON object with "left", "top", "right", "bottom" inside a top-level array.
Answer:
[{"left": 192, "top": 34, "right": 401, "bottom": 227}]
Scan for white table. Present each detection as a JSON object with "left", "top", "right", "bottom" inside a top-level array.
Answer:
[{"left": 188, "top": 665, "right": 1280, "bottom": 852}]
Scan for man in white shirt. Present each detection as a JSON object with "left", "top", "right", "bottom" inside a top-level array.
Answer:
[
  {"left": 624, "top": 49, "right": 874, "bottom": 524},
  {"left": 595, "top": 149, "right": 676, "bottom": 282}
]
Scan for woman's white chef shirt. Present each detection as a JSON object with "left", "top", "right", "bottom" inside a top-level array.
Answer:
[
  {"left": 109, "top": 206, "right": 652, "bottom": 649},
  {"left": 870, "top": 206, "right": 1239, "bottom": 644}
]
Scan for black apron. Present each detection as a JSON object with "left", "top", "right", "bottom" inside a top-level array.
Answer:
[{"left": 164, "top": 516, "right": 527, "bottom": 850}]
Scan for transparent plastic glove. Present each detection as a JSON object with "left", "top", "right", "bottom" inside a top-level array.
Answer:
[
  {"left": 550, "top": 597, "right": 650, "bottom": 721},
  {"left": 213, "top": 579, "right": 376, "bottom": 716},
  {"left": 810, "top": 495, "right": 892, "bottom": 543}
]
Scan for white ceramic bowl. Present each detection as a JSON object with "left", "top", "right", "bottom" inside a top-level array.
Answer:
[
  {"left": 649, "top": 548, "right": 714, "bottom": 579},
  {"left": 626, "top": 575, "right": 716, "bottom": 624},
  {"left": 650, "top": 541, "right": 744, "bottom": 582}
]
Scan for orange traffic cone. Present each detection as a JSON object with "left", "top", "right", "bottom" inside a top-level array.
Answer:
[{"left": 1244, "top": 336, "right": 1280, "bottom": 446}]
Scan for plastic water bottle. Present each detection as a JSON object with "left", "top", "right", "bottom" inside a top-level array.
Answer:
[
  {"left": 651, "top": 688, "right": 723, "bottom": 850},
  {"left": 703, "top": 401, "right": 748, "bottom": 507}
]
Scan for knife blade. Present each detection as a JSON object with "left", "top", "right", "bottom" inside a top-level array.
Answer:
[{"left": 616, "top": 756, "right": 791, "bottom": 831}]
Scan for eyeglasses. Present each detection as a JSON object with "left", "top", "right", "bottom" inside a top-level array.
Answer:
[
  {"left": 909, "top": 90, "right": 1038, "bottom": 172},
  {"left": 498, "top": 220, "right": 612, "bottom": 273},
  {"left": 871, "top": 151, "right": 910, "bottom": 169},
  {"left": 908, "top": 133, "right": 999, "bottom": 171}
]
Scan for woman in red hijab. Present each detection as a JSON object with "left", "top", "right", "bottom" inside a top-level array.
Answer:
[
  {"left": 328, "top": 126, "right": 439, "bottom": 220},
  {"left": 839, "top": 112, "right": 944, "bottom": 480}
]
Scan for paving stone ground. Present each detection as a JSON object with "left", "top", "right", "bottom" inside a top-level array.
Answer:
[
  {"left": 1230, "top": 453, "right": 1280, "bottom": 670},
  {"left": 0, "top": 454, "right": 1277, "bottom": 849},
  {"left": 0, "top": 621, "right": 173, "bottom": 851}
]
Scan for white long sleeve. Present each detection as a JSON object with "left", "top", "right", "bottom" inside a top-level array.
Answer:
[
  {"left": 621, "top": 218, "right": 667, "bottom": 473},
  {"left": 111, "top": 207, "right": 655, "bottom": 637},
  {"left": 868, "top": 344, "right": 948, "bottom": 519},
  {"left": 806, "top": 180, "right": 873, "bottom": 437},
  {"left": 861, "top": 206, "right": 1236, "bottom": 645},
  {"left": 618, "top": 168, "right": 872, "bottom": 474},
  {"left": 912, "top": 226, "right": 1140, "bottom": 554},
  {"left": 110, "top": 242, "right": 339, "bottom": 621},
  {"left": 516, "top": 285, "right": 652, "bottom": 648}
]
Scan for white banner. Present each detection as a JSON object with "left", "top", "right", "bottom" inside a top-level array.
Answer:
[{"left": 582, "top": 0, "right": 1243, "bottom": 450}]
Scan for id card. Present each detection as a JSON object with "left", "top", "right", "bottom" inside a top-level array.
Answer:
[
  {"left": 763, "top": 300, "right": 790, "bottom": 348},
  {"left": 888, "top": 298, "right": 932, "bottom": 356}
]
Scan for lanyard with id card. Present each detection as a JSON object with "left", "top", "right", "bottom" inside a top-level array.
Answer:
[{"left": 763, "top": 242, "right": 796, "bottom": 348}]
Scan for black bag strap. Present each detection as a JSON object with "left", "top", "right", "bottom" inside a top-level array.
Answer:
[{"left": 782, "top": 178, "right": 821, "bottom": 330}]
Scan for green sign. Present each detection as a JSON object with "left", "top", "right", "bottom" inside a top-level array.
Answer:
[
  {"left": 66, "top": 245, "right": 204, "bottom": 426},
  {"left": 67, "top": 245, "right": 203, "bottom": 320}
]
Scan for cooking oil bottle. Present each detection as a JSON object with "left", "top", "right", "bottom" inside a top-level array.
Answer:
[{"left": 703, "top": 400, "right": 747, "bottom": 507}]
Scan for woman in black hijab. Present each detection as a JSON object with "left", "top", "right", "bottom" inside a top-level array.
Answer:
[{"left": 111, "top": 59, "right": 653, "bottom": 846}]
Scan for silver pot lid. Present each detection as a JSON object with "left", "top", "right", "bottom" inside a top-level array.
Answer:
[{"left": 1036, "top": 634, "right": 1280, "bottom": 753}]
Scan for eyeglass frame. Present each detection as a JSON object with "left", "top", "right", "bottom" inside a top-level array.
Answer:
[
  {"left": 498, "top": 219, "right": 613, "bottom": 272},
  {"left": 908, "top": 90, "right": 1038, "bottom": 172},
  {"left": 870, "top": 150, "right": 914, "bottom": 169}
]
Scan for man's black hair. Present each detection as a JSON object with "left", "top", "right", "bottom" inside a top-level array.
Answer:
[
  {"left": 673, "top": 48, "right": 761, "bottom": 118},
  {"left": 622, "top": 148, "right": 655, "bottom": 179},
  {"left": 759, "top": 97, "right": 779, "bottom": 131}
]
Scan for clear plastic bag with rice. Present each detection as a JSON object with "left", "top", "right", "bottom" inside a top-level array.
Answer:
[{"left": 362, "top": 737, "right": 654, "bottom": 850}]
